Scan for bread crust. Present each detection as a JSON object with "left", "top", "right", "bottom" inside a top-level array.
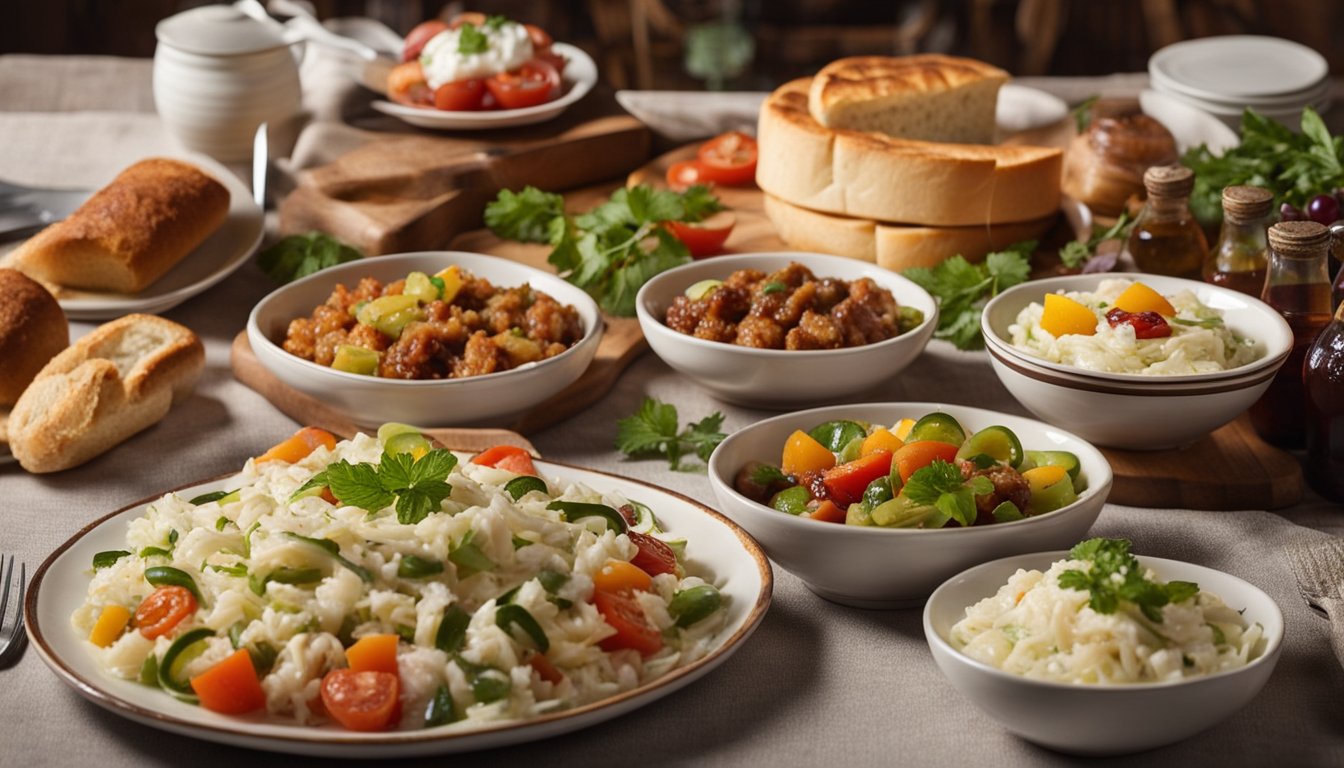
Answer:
[
  {"left": 757, "top": 78, "right": 1062, "bottom": 227},
  {"left": 11, "top": 158, "right": 229, "bottom": 293},
  {"left": 809, "top": 54, "right": 1009, "bottom": 130},
  {"left": 8, "top": 313, "right": 204, "bottom": 473},
  {"left": 0, "top": 268, "right": 68, "bottom": 406}
]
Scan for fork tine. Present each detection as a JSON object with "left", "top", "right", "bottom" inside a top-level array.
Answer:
[
  {"left": 10, "top": 562, "right": 24, "bottom": 642},
  {"left": 0, "top": 555, "right": 11, "bottom": 632}
]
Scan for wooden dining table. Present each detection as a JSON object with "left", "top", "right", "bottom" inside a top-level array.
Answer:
[{"left": 1, "top": 49, "right": 1342, "bottom": 768}]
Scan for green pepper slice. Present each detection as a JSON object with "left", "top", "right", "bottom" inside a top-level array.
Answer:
[
  {"left": 807, "top": 420, "right": 868, "bottom": 453},
  {"left": 398, "top": 555, "right": 444, "bottom": 579},
  {"left": 908, "top": 412, "right": 966, "bottom": 446},
  {"left": 144, "top": 566, "right": 204, "bottom": 604},
  {"left": 504, "top": 475, "right": 548, "bottom": 501},
  {"left": 957, "top": 425, "right": 1025, "bottom": 468},
  {"left": 547, "top": 501, "right": 628, "bottom": 533},
  {"left": 157, "top": 627, "right": 214, "bottom": 702},
  {"left": 496, "top": 604, "right": 549, "bottom": 652},
  {"left": 668, "top": 585, "right": 722, "bottom": 628},
  {"left": 424, "top": 684, "right": 459, "bottom": 727},
  {"left": 768, "top": 486, "right": 810, "bottom": 515}
]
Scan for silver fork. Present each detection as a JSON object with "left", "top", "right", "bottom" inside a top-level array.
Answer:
[
  {"left": 1285, "top": 538, "right": 1344, "bottom": 670},
  {"left": 0, "top": 554, "right": 26, "bottom": 667}
]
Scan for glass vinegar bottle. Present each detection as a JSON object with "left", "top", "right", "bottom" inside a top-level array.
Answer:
[
  {"left": 1305, "top": 300, "right": 1344, "bottom": 501},
  {"left": 1203, "top": 185, "right": 1272, "bottom": 297},
  {"left": 1127, "top": 164, "right": 1207, "bottom": 278}
]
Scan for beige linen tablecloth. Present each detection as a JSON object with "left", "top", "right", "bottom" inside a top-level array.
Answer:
[{"left": 1, "top": 53, "right": 1342, "bottom": 768}]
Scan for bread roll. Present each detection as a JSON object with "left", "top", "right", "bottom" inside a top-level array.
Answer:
[
  {"left": 1062, "top": 112, "right": 1178, "bottom": 217},
  {"left": 757, "top": 78, "right": 1062, "bottom": 227},
  {"left": 763, "top": 194, "right": 1055, "bottom": 270},
  {"left": 8, "top": 313, "right": 204, "bottom": 473},
  {"left": 11, "top": 158, "right": 229, "bottom": 293},
  {"left": 0, "top": 268, "right": 68, "bottom": 406},
  {"left": 808, "top": 55, "right": 1008, "bottom": 144}
]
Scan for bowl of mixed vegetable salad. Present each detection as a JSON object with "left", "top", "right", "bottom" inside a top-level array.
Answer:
[
  {"left": 27, "top": 425, "right": 771, "bottom": 757},
  {"left": 708, "top": 403, "right": 1111, "bottom": 608}
]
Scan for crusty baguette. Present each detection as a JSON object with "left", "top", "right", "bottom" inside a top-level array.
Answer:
[
  {"left": 0, "top": 267, "right": 68, "bottom": 406},
  {"left": 763, "top": 193, "right": 1055, "bottom": 270},
  {"left": 10, "top": 158, "right": 229, "bottom": 293},
  {"left": 757, "top": 78, "right": 1062, "bottom": 227},
  {"left": 808, "top": 55, "right": 1008, "bottom": 144},
  {"left": 8, "top": 313, "right": 204, "bottom": 473}
]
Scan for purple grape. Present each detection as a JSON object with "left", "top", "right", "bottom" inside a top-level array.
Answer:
[
  {"left": 1280, "top": 202, "right": 1304, "bottom": 222},
  {"left": 1307, "top": 193, "right": 1340, "bottom": 225}
]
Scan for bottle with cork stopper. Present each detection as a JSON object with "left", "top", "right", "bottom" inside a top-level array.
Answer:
[
  {"left": 1249, "top": 219, "right": 1333, "bottom": 449},
  {"left": 1204, "top": 185, "right": 1272, "bottom": 297},
  {"left": 1305, "top": 298, "right": 1344, "bottom": 501},
  {"left": 1127, "top": 164, "right": 1207, "bottom": 278}
]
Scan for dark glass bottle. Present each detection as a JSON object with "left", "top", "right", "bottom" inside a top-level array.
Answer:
[
  {"left": 1250, "top": 220, "right": 1333, "bottom": 449},
  {"left": 1305, "top": 301, "right": 1344, "bottom": 501},
  {"left": 1127, "top": 164, "right": 1207, "bottom": 278},
  {"left": 1204, "top": 185, "right": 1271, "bottom": 297}
]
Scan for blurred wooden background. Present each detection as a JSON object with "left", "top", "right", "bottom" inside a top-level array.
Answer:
[{"left": 3, "top": 0, "right": 1342, "bottom": 89}]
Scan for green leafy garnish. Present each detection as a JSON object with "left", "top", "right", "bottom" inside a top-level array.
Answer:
[
  {"left": 483, "top": 15, "right": 509, "bottom": 31},
  {"left": 1072, "top": 95, "right": 1099, "bottom": 133},
  {"left": 1059, "top": 211, "right": 1133, "bottom": 269},
  {"left": 457, "top": 23, "right": 489, "bottom": 55},
  {"left": 903, "top": 242, "right": 1034, "bottom": 350},
  {"left": 324, "top": 448, "right": 456, "bottom": 524},
  {"left": 1171, "top": 316, "right": 1224, "bottom": 329},
  {"left": 485, "top": 184, "right": 724, "bottom": 316},
  {"left": 900, "top": 460, "right": 991, "bottom": 528},
  {"left": 257, "top": 232, "right": 362, "bottom": 285},
  {"left": 1057, "top": 538, "right": 1200, "bottom": 622},
  {"left": 92, "top": 550, "right": 130, "bottom": 570},
  {"left": 615, "top": 397, "right": 725, "bottom": 472}
]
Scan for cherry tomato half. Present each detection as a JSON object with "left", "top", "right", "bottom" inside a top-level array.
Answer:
[
  {"left": 593, "top": 589, "right": 663, "bottom": 656},
  {"left": 402, "top": 20, "right": 448, "bottom": 62},
  {"left": 627, "top": 531, "right": 678, "bottom": 577},
  {"left": 665, "top": 212, "right": 736, "bottom": 259},
  {"left": 666, "top": 161, "right": 704, "bottom": 192},
  {"left": 320, "top": 669, "right": 401, "bottom": 732},
  {"left": 387, "top": 61, "right": 433, "bottom": 107},
  {"left": 135, "top": 585, "right": 197, "bottom": 639},
  {"left": 696, "top": 131, "right": 758, "bottom": 186},
  {"left": 434, "top": 77, "right": 488, "bottom": 111},
  {"left": 486, "top": 59, "right": 561, "bottom": 110}
]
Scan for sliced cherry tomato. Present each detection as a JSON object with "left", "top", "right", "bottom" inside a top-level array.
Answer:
[
  {"left": 134, "top": 585, "right": 197, "bottom": 639},
  {"left": 627, "top": 531, "right": 678, "bottom": 577},
  {"left": 593, "top": 589, "right": 663, "bottom": 656},
  {"left": 528, "top": 652, "right": 564, "bottom": 684},
  {"left": 893, "top": 441, "right": 961, "bottom": 483},
  {"left": 387, "top": 61, "right": 432, "bottom": 106},
  {"left": 665, "top": 212, "right": 736, "bottom": 259},
  {"left": 320, "top": 669, "right": 401, "bottom": 732},
  {"left": 1105, "top": 307, "right": 1172, "bottom": 339},
  {"left": 822, "top": 451, "right": 894, "bottom": 507},
  {"left": 472, "top": 445, "right": 538, "bottom": 476},
  {"left": 486, "top": 59, "right": 560, "bottom": 110},
  {"left": 666, "top": 161, "right": 704, "bottom": 192},
  {"left": 696, "top": 131, "right": 758, "bottom": 186},
  {"left": 434, "top": 77, "right": 489, "bottom": 111},
  {"left": 190, "top": 649, "right": 266, "bottom": 715},
  {"left": 402, "top": 20, "right": 448, "bottom": 62}
]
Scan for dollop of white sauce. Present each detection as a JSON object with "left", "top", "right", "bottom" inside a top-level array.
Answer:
[{"left": 420, "top": 21, "right": 533, "bottom": 89}]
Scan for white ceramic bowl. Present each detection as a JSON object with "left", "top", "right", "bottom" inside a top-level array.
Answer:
[
  {"left": 247, "top": 251, "right": 602, "bottom": 428},
  {"left": 706, "top": 402, "right": 1112, "bottom": 608},
  {"left": 923, "top": 551, "right": 1284, "bottom": 756},
  {"left": 981, "top": 273, "right": 1293, "bottom": 450},
  {"left": 635, "top": 253, "right": 937, "bottom": 407}
]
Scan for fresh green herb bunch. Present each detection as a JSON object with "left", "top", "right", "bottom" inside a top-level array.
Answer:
[
  {"left": 485, "top": 184, "right": 724, "bottom": 317},
  {"left": 1057, "top": 538, "right": 1200, "bottom": 622},
  {"left": 258, "top": 232, "right": 363, "bottom": 284},
  {"left": 902, "top": 241, "right": 1034, "bottom": 350},
  {"left": 616, "top": 397, "right": 726, "bottom": 472}
]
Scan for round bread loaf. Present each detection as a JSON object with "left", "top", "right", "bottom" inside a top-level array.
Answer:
[
  {"left": 756, "top": 78, "right": 1063, "bottom": 227},
  {"left": 0, "top": 267, "right": 68, "bottom": 406}
]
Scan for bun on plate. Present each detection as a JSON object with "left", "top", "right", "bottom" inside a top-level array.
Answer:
[
  {"left": 1062, "top": 111, "right": 1178, "bottom": 217},
  {"left": 0, "top": 268, "right": 68, "bottom": 407},
  {"left": 11, "top": 158, "right": 229, "bottom": 293},
  {"left": 8, "top": 313, "right": 204, "bottom": 473}
]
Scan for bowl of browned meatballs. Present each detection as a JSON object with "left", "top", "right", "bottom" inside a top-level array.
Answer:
[
  {"left": 635, "top": 252, "right": 938, "bottom": 406},
  {"left": 247, "top": 251, "right": 602, "bottom": 427}
]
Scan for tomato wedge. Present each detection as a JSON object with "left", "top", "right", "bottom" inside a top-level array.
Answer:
[
  {"left": 472, "top": 445, "right": 538, "bottom": 476},
  {"left": 666, "top": 161, "right": 704, "bottom": 192},
  {"left": 822, "top": 451, "right": 894, "bottom": 507},
  {"left": 486, "top": 59, "right": 560, "bottom": 110},
  {"left": 134, "top": 585, "right": 197, "bottom": 639},
  {"left": 593, "top": 589, "right": 663, "bottom": 656},
  {"left": 402, "top": 20, "right": 448, "bottom": 62},
  {"left": 893, "top": 441, "right": 961, "bottom": 483},
  {"left": 321, "top": 669, "right": 401, "bottom": 732},
  {"left": 627, "top": 531, "right": 678, "bottom": 577},
  {"left": 695, "top": 131, "right": 758, "bottom": 186},
  {"left": 665, "top": 212, "right": 736, "bottom": 259},
  {"left": 434, "top": 77, "right": 488, "bottom": 111}
]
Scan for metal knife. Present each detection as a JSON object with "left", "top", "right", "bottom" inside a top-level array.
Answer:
[
  {"left": 253, "top": 122, "right": 268, "bottom": 209},
  {"left": 0, "top": 180, "right": 90, "bottom": 240}
]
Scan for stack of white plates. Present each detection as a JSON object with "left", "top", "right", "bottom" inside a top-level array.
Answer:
[{"left": 1149, "top": 35, "right": 1331, "bottom": 130}]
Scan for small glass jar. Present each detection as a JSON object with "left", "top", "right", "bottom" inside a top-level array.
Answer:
[
  {"left": 1203, "top": 185, "right": 1272, "bottom": 297},
  {"left": 1127, "top": 165, "right": 1207, "bottom": 278}
]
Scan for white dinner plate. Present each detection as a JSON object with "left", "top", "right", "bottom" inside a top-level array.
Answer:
[
  {"left": 995, "top": 83, "right": 1069, "bottom": 135},
  {"left": 0, "top": 152, "right": 263, "bottom": 321},
  {"left": 1139, "top": 90, "right": 1240, "bottom": 153},
  {"left": 1149, "top": 35, "right": 1328, "bottom": 102},
  {"left": 371, "top": 43, "right": 597, "bottom": 130},
  {"left": 24, "top": 460, "right": 773, "bottom": 758}
]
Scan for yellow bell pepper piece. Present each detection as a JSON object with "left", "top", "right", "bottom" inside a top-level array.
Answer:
[
  {"left": 89, "top": 604, "right": 132, "bottom": 648},
  {"left": 1040, "top": 294, "right": 1098, "bottom": 337},
  {"left": 1023, "top": 465, "right": 1069, "bottom": 495},
  {"left": 434, "top": 265, "right": 464, "bottom": 304},
  {"left": 782, "top": 430, "right": 836, "bottom": 476},
  {"left": 892, "top": 418, "right": 916, "bottom": 441},
  {"left": 861, "top": 427, "right": 903, "bottom": 457},
  {"left": 1114, "top": 282, "right": 1176, "bottom": 317}
]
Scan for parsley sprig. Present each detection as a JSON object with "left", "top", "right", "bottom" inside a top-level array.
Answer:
[
  {"left": 257, "top": 232, "right": 362, "bottom": 285},
  {"left": 1057, "top": 538, "right": 1200, "bottom": 623},
  {"left": 902, "top": 242, "right": 1033, "bottom": 350},
  {"left": 616, "top": 397, "right": 726, "bottom": 472},
  {"left": 1058, "top": 211, "right": 1133, "bottom": 270},
  {"left": 299, "top": 448, "right": 457, "bottom": 524},
  {"left": 457, "top": 23, "right": 490, "bottom": 55},
  {"left": 901, "top": 459, "right": 992, "bottom": 528},
  {"left": 485, "top": 184, "right": 724, "bottom": 316}
]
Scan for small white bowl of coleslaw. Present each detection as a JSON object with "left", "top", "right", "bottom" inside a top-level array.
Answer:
[
  {"left": 980, "top": 274, "right": 1293, "bottom": 449},
  {"left": 923, "top": 548, "right": 1283, "bottom": 756}
]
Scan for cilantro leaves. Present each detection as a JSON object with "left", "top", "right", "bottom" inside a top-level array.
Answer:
[
  {"left": 257, "top": 232, "right": 362, "bottom": 285},
  {"left": 485, "top": 184, "right": 724, "bottom": 316},
  {"left": 319, "top": 448, "right": 457, "bottom": 524},
  {"left": 1059, "top": 211, "right": 1133, "bottom": 270},
  {"left": 901, "top": 459, "right": 992, "bottom": 528},
  {"left": 1057, "top": 538, "right": 1200, "bottom": 622},
  {"left": 902, "top": 242, "right": 1034, "bottom": 350},
  {"left": 457, "top": 23, "right": 489, "bottom": 55},
  {"left": 616, "top": 397, "right": 726, "bottom": 472}
]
